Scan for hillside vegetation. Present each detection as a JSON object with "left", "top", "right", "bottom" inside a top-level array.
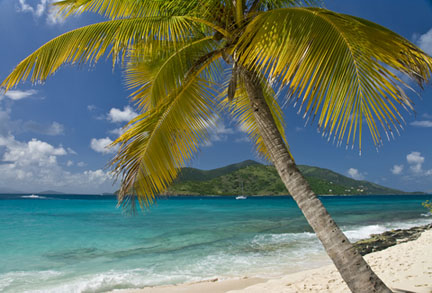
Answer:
[{"left": 164, "top": 160, "right": 419, "bottom": 196}]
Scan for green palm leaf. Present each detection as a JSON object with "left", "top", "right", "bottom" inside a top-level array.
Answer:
[
  {"left": 54, "top": 0, "right": 228, "bottom": 23},
  {"left": 1, "top": 16, "right": 203, "bottom": 91},
  {"left": 54, "top": 0, "right": 169, "bottom": 18},
  {"left": 221, "top": 74, "right": 291, "bottom": 160},
  {"left": 125, "top": 36, "right": 221, "bottom": 110},
  {"left": 111, "top": 52, "right": 222, "bottom": 209},
  {"left": 248, "top": 0, "right": 319, "bottom": 10},
  {"left": 236, "top": 8, "right": 432, "bottom": 151}
]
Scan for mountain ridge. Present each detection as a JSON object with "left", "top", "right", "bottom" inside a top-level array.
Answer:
[
  {"left": 165, "top": 160, "right": 422, "bottom": 196},
  {"left": 2, "top": 161, "right": 422, "bottom": 196}
]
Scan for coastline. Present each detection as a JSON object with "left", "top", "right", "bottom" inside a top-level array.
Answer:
[
  {"left": 113, "top": 227, "right": 432, "bottom": 293},
  {"left": 2, "top": 195, "right": 431, "bottom": 292},
  {"left": 159, "top": 193, "right": 428, "bottom": 197}
]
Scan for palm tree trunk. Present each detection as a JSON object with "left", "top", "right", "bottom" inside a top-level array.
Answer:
[{"left": 241, "top": 69, "right": 392, "bottom": 293}]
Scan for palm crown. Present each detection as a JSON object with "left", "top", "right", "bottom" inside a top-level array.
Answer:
[{"left": 2, "top": 0, "right": 431, "bottom": 209}]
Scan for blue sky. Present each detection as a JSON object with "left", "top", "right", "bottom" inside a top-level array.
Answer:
[{"left": 0, "top": 0, "right": 431, "bottom": 194}]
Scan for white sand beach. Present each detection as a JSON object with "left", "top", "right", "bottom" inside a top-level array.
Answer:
[{"left": 115, "top": 229, "right": 432, "bottom": 293}]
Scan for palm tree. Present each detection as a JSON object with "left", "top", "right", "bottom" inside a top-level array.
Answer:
[{"left": 2, "top": 1, "right": 431, "bottom": 292}]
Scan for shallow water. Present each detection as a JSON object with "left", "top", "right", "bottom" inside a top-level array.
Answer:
[{"left": 0, "top": 194, "right": 431, "bottom": 292}]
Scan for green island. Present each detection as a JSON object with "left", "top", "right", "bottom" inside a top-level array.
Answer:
[{"left": 163, "top": 160, "right": 423, "bottom": 196}]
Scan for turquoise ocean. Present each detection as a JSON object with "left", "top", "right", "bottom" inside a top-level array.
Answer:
[{"left": 1, "top": 194, "right": 431, "bottom": 292}]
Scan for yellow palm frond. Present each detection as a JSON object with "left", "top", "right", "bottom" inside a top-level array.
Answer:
[
  {"left": 111, "top": 52, "right": 222, "bottom": 210},
  {"left": 55, "top": 0, "right": 209, "bottom": 19},
  {"left": 55, "top": 0, "right": 168, "bottom": 18},
  {"left": 125, "top": 37, "right": 220, "bottom": 110},
  {"left": 221, "top": 73, "right": 291, "bottom": 161},
  {"left": 236, "top": 8, "right": 432, "bottom": 151},
  {"left": 1, "top": 16, "right": 202, "bottom": 91},
  {"left": 54, "top": 0, "right": 232, "bottom": 38},
  {"left": 248, "top": 0, "right": 319, "bottom": 11}
]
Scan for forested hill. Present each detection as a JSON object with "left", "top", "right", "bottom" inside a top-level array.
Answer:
[{"left": 164, "top": 160, "right": 422, "bottom": 196}]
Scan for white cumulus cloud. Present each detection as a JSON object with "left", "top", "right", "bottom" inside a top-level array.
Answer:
[
  {"left": 410, "top": 120, "right": 432, "bottom": 127},
  {"left": 407, "top": 151, "right": 424, "bottom": 164},
  {"left": 391, "top": 164, "right": 404, "bottom": 175},
  {"left": 44, "top": 121, "right": 64, "bottom": 135},
  {"left": 210, "top": 123, "right": 234, "bottom": 142},
  {"left": 201, "top": 120, "right": 235, "bottom": 147},
  {"left": 404, "top": 151, "right": 432, "bottom": 176},
  {"left": 109, "top": 126, "right": 133, "bottom": 136},
  {"left": 1, "top": 137, "right": 67, "bottom": 166},
  {"left": 83, "top": 169, "right": 112, "bottom": 185},
  {"left": 18, "top": 0, "right": 35, "bottom": 13},
  {"left": 1, "top": 89, "right": 37, "bottom": 101},
  {"left": 0, "top": 92, "right": 115, "bottom": 193},
  {"left": 0, "top": 135, "right": 116, "bottom": 193},
  {"left": 107, "top": 106, "right": 138, "bottom": 123},
  {"left": 391, "top": 151, "right": 432, "bottom": 179},
  {"left": 417, "top": 27, "right": 432, "bottom": 56},
  {"left": 406, "top": 151, "right": 424, "bottom": 173},
  {"left": 347, "top": 168, "right": 366, "bottom": 180},
  {"left": 0, "top": 136, "right": 65, "bottom": 181},
  {"left": 90, "top": 137, "right": 117, "bottom": 154},
  {"left": 17, "top": 0, "right": 64, "bottom": 25}
]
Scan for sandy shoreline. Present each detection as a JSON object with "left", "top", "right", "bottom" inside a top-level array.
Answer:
[{"left": 113, "top": 229, "right": 432, "bottom": 293}]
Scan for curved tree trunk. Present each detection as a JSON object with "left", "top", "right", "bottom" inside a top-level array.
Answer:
[{"left": 241, "top": 69, "right": 392, "bottom": 293}]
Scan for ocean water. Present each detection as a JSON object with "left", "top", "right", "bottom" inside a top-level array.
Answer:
[{"left": 0, "top": 194, "right": 431, "bottom": 293}]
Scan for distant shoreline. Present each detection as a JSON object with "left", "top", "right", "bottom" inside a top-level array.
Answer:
[
  {"left": 164, "top": 160, "right": 427, "bottom": 196},
  {"left": 3, "top": 160, "right": 426, "bottom": 196},
  {"left": 1, "top": 193, "right": 429, "bottom": 197},
  {"left": 161, "top": 193, "right": 427, "bottom": 197}
]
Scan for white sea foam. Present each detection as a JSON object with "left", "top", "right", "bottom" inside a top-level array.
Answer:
[
  {"left": 0, "top": 270, "right": 62, "bottom": 292},
  {"left": 20, "top": 195, "right": 47, "bottom": 199},
  {"left": 193, "top": 232, "right": 327, "bottom": 278},
  {"left": 3, "top": 269, "right": 209, "bottom": 293},
  {"left": 2, "top": 219, "right": 431, "bottom": 292},
  {"left": 14, "top": 233, "right": 328, "bottom": 292},
  {"left": 343, "top": 218, "right": 432, "bottom": 242},
  {"left": 343, "top": 225, "right": 388, "bottom": 241}
]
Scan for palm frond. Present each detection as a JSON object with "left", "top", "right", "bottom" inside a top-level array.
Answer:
[
  {"left": 247, "top": 0, "right": 320, "bottom": 13},
  {"left": 112, "top": 80, "right": 217, "bottom": 210},
  {"left": 220, "top": 72, "right": 290, "bottom": 161},
  {"left": 1, "top": 16, "right": 203, "bottom": 91},
  {"left": 54, "top": 0, "right": 196, "bottom": 18},
  {"left": 236, "top": 8, "right": 432, "bottom": 151},
  {"left": 111, "top": 52, "right": 222, "bottom": 210},
  {"left": 125, "top": 37, "right": 221, "bottom": 110},
  {"left": 55, "top": 0, "right": 229, "bottom": 21},
  {"left": 52, "top": 1, "right": 232, "bottom": 39}
]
